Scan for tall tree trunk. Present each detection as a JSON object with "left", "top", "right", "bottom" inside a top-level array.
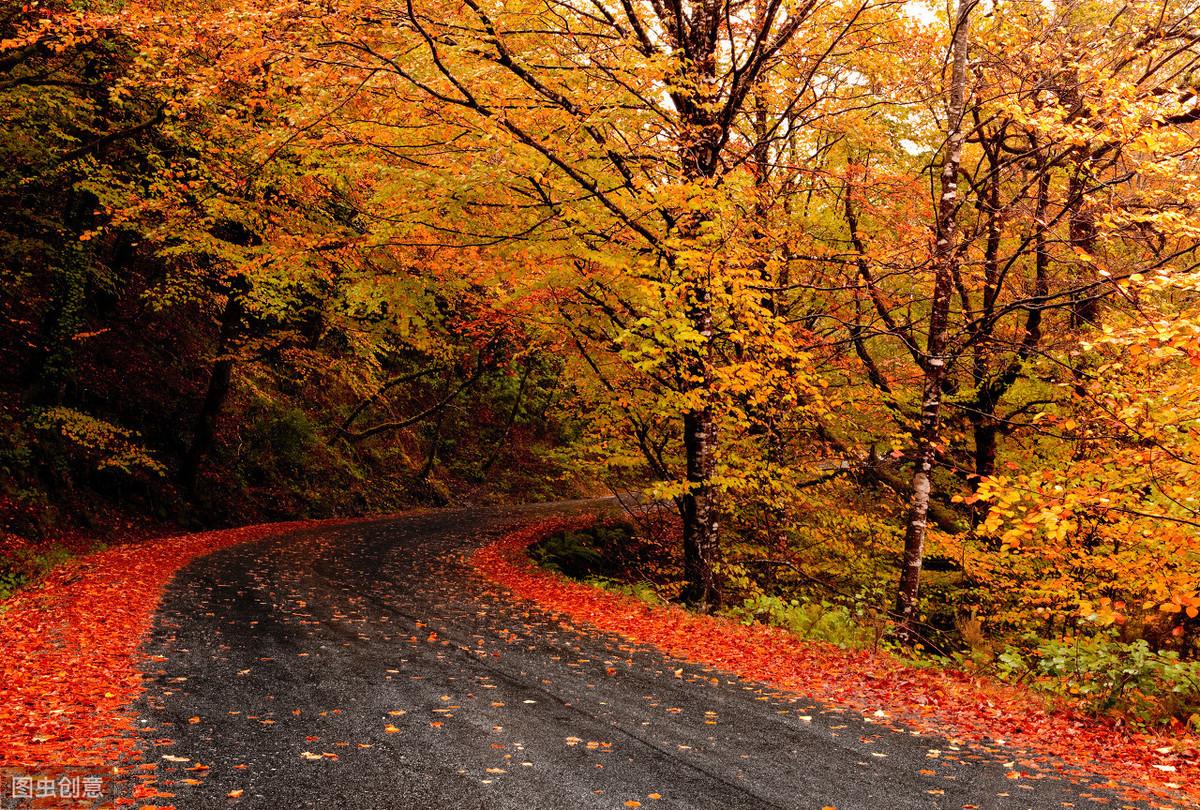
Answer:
[
  {"left": 967, "top": 135, "right": 1003, "bottom": 488},
  {"left": 895, "top": 0, "right": 974, "bottom": 641},
  {"left": 972, "top": 423, "right": 998, "bottom": 479},
  {"left": 679, "top": 320, "right": 720, "bottom": 608},
  {"left": 1067, "top": 155, "right": 1100, "bottom": 328},
  {"left": 743, "top": 61, "right": 787, "bottom": 547},
  {"left": 180, "top": 290, "right": 243, "bottom": 495},
  {"left": 676, "top": 197, "right": 722, "bottom": 608},
  {"left": 480, "top": 357, "right": 532, "bottom": 475},
  {"left": 1066, "top": 147, "right": 1101, "bottom": 460},
  {"left": 29, "top": 191, "right": 95, "bottom": 405},
  {"left": 417, "top": 373, "right": 456, "bottom": 482},
  {"left": 969, "top": 155, "right": 1049, "bottom": 490},
  {"left": 674, "top": 7, "right": 723, "bottom": 609}
]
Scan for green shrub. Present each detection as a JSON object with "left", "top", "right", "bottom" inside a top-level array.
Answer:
[
  {"left": 585, "top": 576, "right": 665, "bottom": 605},
  {"left": 528, "top": 529, "right": 607, "bottom": 578},
  {"left": 0, "top": 568, "right": 26, "bottom": 602},
  {"left": 527, "top": 524, "right": 670, "bottom": 605},
  {"left": 245, "top": 406, "right": 317, "bottom": 473},
  {"left": 996, "top": 636, "right": 1200, "bottom": 728},
  {"left": 528, "top": 524, "right": 639, "bottom": 579},
  {"left": 726, "top": 593, "right": 877, "bottom": 649},
  {"left": 0, "top": 544, "right": 72, "bottom": 601}
]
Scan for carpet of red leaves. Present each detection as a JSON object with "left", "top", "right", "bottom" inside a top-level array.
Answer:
[
  {"left": 0, "top": 519, "right": 323, "bottom": 769},
  {"left": 473, "top": 516, "right": 1199, "bottom": 809}
]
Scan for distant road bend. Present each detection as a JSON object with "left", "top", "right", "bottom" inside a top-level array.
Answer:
[{"left": 134, "top": 502, "right": 1150, "bottom": 809}]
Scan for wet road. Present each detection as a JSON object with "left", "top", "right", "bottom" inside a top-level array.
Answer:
[{"left": 129, "top": 503, "right": 1150, "bottom": 809}]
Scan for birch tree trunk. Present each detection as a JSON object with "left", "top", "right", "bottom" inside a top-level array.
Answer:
[{"left": 895, "top": 0, "right": 975, "bottom": 641}]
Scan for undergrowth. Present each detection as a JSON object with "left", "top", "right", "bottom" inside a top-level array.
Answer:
[
  {"left": 528, "top": 521, "right": 1200, "bottom": 730},
  {"left": 997, "top": 635, "right": 1200, "bottom": 729},
  {"left": 0, "top": 544, "right": 74, "bottom": 602}
]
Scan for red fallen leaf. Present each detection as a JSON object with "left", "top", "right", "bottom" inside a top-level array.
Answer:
[
  {"left": 228, "top": 789, "right": 244, "bottom": 798},
  {"left": 472, "top": 517, "right": 1200, "bottom": 808},
  {"left": 0, "top": 517, "right": 364, "bottom": 771}
]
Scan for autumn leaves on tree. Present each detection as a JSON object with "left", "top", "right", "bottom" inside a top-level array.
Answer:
[{"left": 3, "top": 0, "right": 1199, "bottom": 669}]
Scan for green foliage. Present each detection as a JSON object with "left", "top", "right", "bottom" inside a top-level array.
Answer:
[
  {"left": 585, "top": 577, "right": 666, "bottom": 606},
  {"left": 529, "top": 523, "right": 667, "bottom": 605},
  {"left": 0, "top": 569, "right": 25, "bottom": 603},
  {"left": 725, "top": 594, "right": 878, "bottom": 650},
  {"left": 997, "top": 636, "right": 1200, "bottom": 728},
  {"left": 0, "top": 545, "right": 72, "bottom": 602},
  {"left": 245, "top": 405, "right": 318, "bottom": 474},
  {"left": 528, "top": 530, "right": 604, "bottom": 578},
  {"left": 528, "top": 525, "right": 631, "bottom": 579}
]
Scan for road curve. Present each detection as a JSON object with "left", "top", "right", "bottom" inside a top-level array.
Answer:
[{"left": 128, "top": 502, "right": 1150, "bottom": 809}]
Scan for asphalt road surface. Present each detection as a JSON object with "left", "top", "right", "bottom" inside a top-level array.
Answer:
[{"left": 129, "top": 502, "right": 1150, "bottom": 809}]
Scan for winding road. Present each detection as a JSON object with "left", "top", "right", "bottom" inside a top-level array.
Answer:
[{"left": 129, "top": 502, "right": 1149, "bottom": 809}]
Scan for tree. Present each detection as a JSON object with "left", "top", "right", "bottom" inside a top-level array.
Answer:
[{"left": 307, "top": 0, "right": 884, "bottom": 606}]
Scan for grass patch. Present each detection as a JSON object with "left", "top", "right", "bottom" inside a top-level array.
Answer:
[{"left": 0, "top": 544, "right": 74, "bottom": 602}]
